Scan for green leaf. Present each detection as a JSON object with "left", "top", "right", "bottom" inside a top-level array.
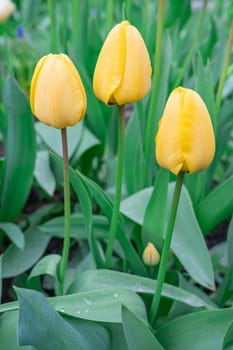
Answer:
[
  {"left": 71, "top": 126, "right": 100, "bottom": 163},
  {"left": 142, "top": 169, "right": 169, "bottom": 250},
  {"left": 28, "top": 254, "right": 61, "bottom": 280},
  {"left": 157, "top": 308, "right": 233, "bottom": 350},
  {"left": 0, "top": 310, "right": 30, "bottom": 350},
  {"left": 69, "top": 269, "right": 214, "bottom": 309},
  {"left": 0, "top": 222, "right": 25, "bottom": 250},
  {"left": 122, "top": 305, "right": 165, "bottom": 350},
  {"left": 196, "top": 174, "right": 233, "bottom": 234},
  {"left": 75, "top": 60, "right": 108, "bottom": 143},
  {"left": 0, "top": 255, "right": 2, "bottom": 302},
  {"left": 121, "top": 184, "right": 215, "bottom": 290},
  {"left": 2, "top": 228, "right": 50, "bottom": 278},
  {"left": 0, "top": 286, "right": 147, "bottom": 325},
  {"left": 36, "top": 121, "right": 83, "bottom": 159},
  {"left": 0, "top": 74, "right": 36, "bottom": 221},
  {"left": 15, "top": 287, "right": 98, "bottom": 350},
  {"left": 51, "top": 288, "right": 147, "bottom": 323},
  {"left": 39, "top": 214, "right": 108, "bottom": 240},
  {"left": 50, "top": 152, "right": 147, "bottom": 276},
  {"left": 34, "top": 150, "right": 56, "bottom": 196}
]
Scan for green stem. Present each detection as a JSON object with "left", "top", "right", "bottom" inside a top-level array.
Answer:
[
  {"left": 59, "top": 128, "right": 71, "bottom": 294},
  {"left": 215, "top": 21, "right": 233, "bottom": 116},
  {"left": 107, "top": 0, "right": 114, "bottom": 30},
  {"left": 71, "top": 0, "right": 79, "bottom": 51},
  {"left": 149, "top": 171, "right": 184, "bottom": 325},
  {"left": 48, "top": 0, "right": 58, "bottom": 52},
  {"left": 174, "top": 0, "right": 207, "bottom": 87},
  {"left": 104, "top": 105, "right": 125, "bottom": 268},
  {"left": 144, "top": 0, "right": 166, "bottom": 185},
  {"left": 62, "top": 0, "right": 68, "bottom": 53}
]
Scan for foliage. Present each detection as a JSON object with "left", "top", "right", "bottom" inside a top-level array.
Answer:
[{"left": 0, "top": 0, "right": 233, "bottom": 349}]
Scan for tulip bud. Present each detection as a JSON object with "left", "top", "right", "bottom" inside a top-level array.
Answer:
[
  {"left": 0, "top": 0, "right": 15, "bottom": 22},
  {"left": 155, "top": 87, "right": 215, "bottom": 175},
  {"left": 142, "top": 242, "right": 160, "bottom": 266},
  {"left": 93, "top": 20, "right": 152, "bottom": 106},
  {"left": 30, "top": 54, "right": 87, "bottom": 129}
]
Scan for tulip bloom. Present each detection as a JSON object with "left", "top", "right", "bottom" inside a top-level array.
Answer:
[
  {"left": 93, "top": 20, "right": 152, "bottom": 106},
  {"left": 143, "top": 242, "right": 160, "bottom": 266},
  {"left": 0, "top": 0, "right": 15, "bottom": 22},
  {"left": 30, "top": 54, "right": 87, "bottom": 129},
  {"left": 155, "top": 87, "right": 215, "bottom": 175}
]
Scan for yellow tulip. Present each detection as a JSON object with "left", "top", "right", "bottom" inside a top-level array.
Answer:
[
  {"left": 30, "top": 54, "right": 87, "bottom": 129},
  {"left": 93, "top": 20, "right": 152, "bottom": 106},
  {"left": 0, "top": 0, "right": 15, "bottom": 22},
  {"left": 142, "top": 242, "right": 160, "bottom": 266},
  {"left": 155, "top": 87, "right": 215, "bottom": 175}
]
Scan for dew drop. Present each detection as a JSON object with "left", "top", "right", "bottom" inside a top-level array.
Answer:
[
  {"left": 60, "top": 308, "right": 65, "bottom": 313},
  {"left": 77, "top": 310, "right": 81, "bottom": 315},
  {"left": 83, "top": 298, "right": 92, "bottom": 306},
  {"left": 113, "top": 293, "right": 119, "bottom": 298}
]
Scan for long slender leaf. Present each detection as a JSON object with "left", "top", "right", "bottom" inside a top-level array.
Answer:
[
  {"left": 196, "top": 174, "right": 233, "bottom": 234},
  {"left": 0, "top": 74, "right": 36, "bottom": 221}
]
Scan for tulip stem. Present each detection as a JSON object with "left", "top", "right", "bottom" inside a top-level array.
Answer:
[
  {"left": 144, "top": 0, "right": 166, "bottom": 185},
  {"left": 48, "top": 0, "right": 58, "bottom": 52},
  {"left": 104, "top": 105, "right": 125, "bottom": 268},
  {"left": 59, "top": 127, "right": 71, "bottom": 294},
  {"left": 149, "top": 171, "right": 184, "bottom": 326},
  {"left": 215, "top": 21, "right": 233, "bottom": 117}
]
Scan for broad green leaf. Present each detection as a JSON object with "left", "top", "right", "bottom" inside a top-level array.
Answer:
[
  {"left": 71, "top": 126, "right": 100, "bottom": 164},
  {"left": 51, "top": 288, "right": 147, "bottom": 323},
  {"left": 0, "top": 222, "right": 25, "bottom": 250},
  {"left": 2, "top": 228, "right": 50, "bottom": 278},
  {"left": 69, "top": 269, "right": 214, "bottom": 309},
  {"left": 0, "top": 310, "right": 30, "bottom": 350},
  {"left": 122, "top": 305, "right": 165, "bottom": 350},
  {"left": 0, "top": 74, "right": 36, "bottom": 221},
  {"left": 36, "top": 121, "right": 83, "bottom": 159},
  {"left": 168, "top": 273, "right": 214, "bottom": 320},
  {"left": 121, "top": 184, "right": 215, "bottom": 290},
  {"left": 157, "top": 308, "right": 233, "bottom": 350},
  {"left": 28, "top": 254, "right": 61, "bottom": 280},
  {"left": 15, "top": 287, "right": 98, "bottom": 350},
  {"left": 196, "top": 174, "right": 233, "bottom": 234},
  {"left": 2, "top": 286, "right": 147, "bottom": 324},
  {"left": 34, "top": 150, "right": 56, "bottom": 196},
  {"left": 39, "top": 214, "right": 108, "bottom": 240},
  {"left": 142, "top": 169, "right": 169, "bottom": 250}
]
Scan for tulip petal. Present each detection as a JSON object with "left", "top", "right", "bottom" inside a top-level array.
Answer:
[
  {"left": 93, "top": 22, "right": 127, "bottom": 105},
  {"left": 113, "top": 24, "right": 152, "bottom": 105},
  {"left": 179, "top": 89, "right": 215, "bottom": 173},
  {"left": 155, "top": 87, "right": 215, "bottom": 175},
  {"left": 30, "top": 54, "right": 87, "bottom": 129},
  {"left": 156, "top": 90, "right": 184, "bottom": 175}
]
